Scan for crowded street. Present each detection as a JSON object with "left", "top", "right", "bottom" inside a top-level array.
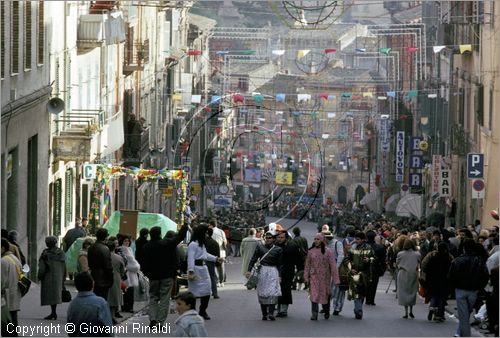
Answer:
[{"left": 1, "top": 0, "right": 499, "bottom": 337}]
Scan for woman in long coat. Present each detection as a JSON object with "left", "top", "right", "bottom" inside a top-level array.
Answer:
[
  {"left": 187, "top": 224, "right": 220, "bottom": 320},
  {"left": 304, "top": 233, "right": 339, "bottom": 320},
  {"left": 396, "top": 239, "right": 421, "bottom": 319},
  {"left": 38, "top": 236, "right": 66, "bottom": 320},
  {"left": 421, "top": 241, "right": 453, "bottom": 322},
  {"left": 246, "top": 231, "right": 282, "bottom": 321},
  {"left": 118, "top": 235, "right": 140, "bottom": 313}
]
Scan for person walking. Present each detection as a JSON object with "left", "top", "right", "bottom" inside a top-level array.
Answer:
[
  {"left": 365, "top": 230, "right": 386, "bottom": 306},
  {"left": 240, "top": 229, "right": 260, "bottom": 286},
  {"left": 118, "top": 235, "right": 140, "bottom": 313},
  {"left": 347, "top": 231, "right": 375, "bottom": 320},
  {"left": 304, "top": 233, "right": 339, "bottom": 320},
  {"left": 38, "top": 236, "right": 66, "bottom": 320},
  {"left": 275, "top": 230, "right": 301, "bottom": 317},
  {"left": 205, "top": 228, "right": 220, "bottom": 299},
  {"left": 142, "top": 224, "right": 188, "bottom": 328},
  {"left": 421, "top": 241, "right": 453, "bottom": 322},
  {"left": 246, "top": 231, "right": 282, "bottom": 321},
  {"left": 1, "top": 238, "right": 22, "bottom": 335},
  {"left": 63, "top": 218, "right": 87, "bottom": 252},
  {"left": 208, "top": 221, "right": 227, "bottom": 287},
  {"left": 87, "top": 228, "right": 114, "bottom": 301},
  {"left": 135, "top": 228, "right": 149, "bottom": 269},
  {"left": 106, "top": 239, "right": 126, "bottom": 323},
  {"left": 324, "top": 231, "right": 346, "bottom": 316},
  {"left": 448, "top": 238, "right": 489, "bottom": 337},
  {"left": 187, "top": 225, "right": 223, "bottom": 320},
  {"left": 66, "top": 271, "right": 114, "bottom": 337},
  {"left": 396, "top": 239, "right": 421, "bottom": 319}
]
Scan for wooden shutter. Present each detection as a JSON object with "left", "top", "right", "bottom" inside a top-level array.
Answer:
[
  {"left": 11, "top": 1, "right": 20, "bottom": 74},
  {"left": 24, "top": 1, "right": 32, "bottom": 70},
  {"left": 53, "top": 178, "right": 62, "bottom": 236},
  {"left": 64, "top": 169, "right": 73, "bottom": 227},
  {"left": 1, "top": 2, "right": 5, "bottom": 78},
  {"left": 38, "top": 0, "right": 44, "bottom": 64}
]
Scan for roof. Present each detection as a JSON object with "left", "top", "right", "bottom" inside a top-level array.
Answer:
[{"left": 392, "top": 5, "right": 422, "bottom": 24}]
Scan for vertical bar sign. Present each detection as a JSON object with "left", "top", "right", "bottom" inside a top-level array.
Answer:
[
  {"left": 432, "top": 155, "right": 442, "bottom": 194},
  {"left": 395, "top": 131, "right": 405, "bottom": 182}
]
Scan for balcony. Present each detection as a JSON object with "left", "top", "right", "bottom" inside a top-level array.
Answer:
[
  {"left": 77, "top": 14, "right": 105, "bottom": 52},
  {"left": 122, "top": 126, "right": 150, "bottom": 167},
  {"left": 123, "top": 40, "right": 149, "bottom": 75}
]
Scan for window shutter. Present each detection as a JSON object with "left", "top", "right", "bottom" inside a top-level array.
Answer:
[
  {"left": 1, "top": 2, "right": 5, "bottom": 78},
  {"left": 53, "top": 178, "right": 62, "bottom": 236},
  {"left": 65, "top": 169, "right": 73, "bottom": 227},
  {"left": 38, "top": 0, "right": 44, "bottom": 64},
  {"left": 24, "top": 1, "right": 32, "bottom": 70},
  {"left": 11, "top": 1, "right": 20, "bottom": 74}
]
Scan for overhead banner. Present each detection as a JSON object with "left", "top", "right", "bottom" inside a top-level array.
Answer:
[
  {"left": 244, "top": 168, "right": 262, "bottom": 183},
  {"left": 395, "top": 131, "right": 405, "bottom": 182},
  {"left": 275, "top": 171, "right": 293, "bottom": 185}
]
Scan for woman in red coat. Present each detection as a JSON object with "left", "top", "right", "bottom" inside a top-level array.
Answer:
[{"left": 304, "top": 233, "right": 340, "bottom": 320}]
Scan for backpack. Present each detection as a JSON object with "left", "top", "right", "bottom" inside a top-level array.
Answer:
[{"left": 338, "top": 257, "right": 351, "bottom": 290}]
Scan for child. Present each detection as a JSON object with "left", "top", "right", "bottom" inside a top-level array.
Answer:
[{"left": 174, "top": 292, "right": 208, "bottom": 337}]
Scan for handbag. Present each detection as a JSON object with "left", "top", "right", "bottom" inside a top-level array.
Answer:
[
  {"left": 4, "top": 256, "right": 31, "bottom": 297},
  {"left": 62, "top": 288, "right": 72, "bottom": 303},
  {"left": 134, "top": 271, "right": 150, "bottom": 302},
  {"left": 245, "top": 245, "right": 274, "bottom": 290}
]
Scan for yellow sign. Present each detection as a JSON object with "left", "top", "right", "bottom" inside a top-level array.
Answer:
[
  {"left": 275, "top": 171, "right": 293, "bottom": 185},
  {"left": 191, "top": 183, "right": 202, "bottom": 195},
  {"left": 163, "top": 186, "right": 174, "bottom": 198},
  {"left": 419, "top": 140, "right": 429, "bottom": 151}
]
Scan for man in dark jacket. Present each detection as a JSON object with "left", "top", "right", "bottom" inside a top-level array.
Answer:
[
  {"left": 365, "top": 230, "right": 386, "bottom": 306},
  {"left": 276, "top": 230, "right": 301, "bottom": 317},
  {"left": 448, "top": 238, "right": 489, "bottom": 337},
  {"left": 135, "top": 228, "right": 149, "bottom": 269},
  {"left": 87, "top": 228, "right": 113, "bottom": 300},
  {"left": 142, "top": 224, "right": 188, "bottom": 327},
  {"left": 205, "top": 227, "right": 220, "bottom": 299}
]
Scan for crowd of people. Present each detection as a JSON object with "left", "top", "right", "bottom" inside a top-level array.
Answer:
[{"left": 1, "top": 207, "right": 499, "bottom": 337}]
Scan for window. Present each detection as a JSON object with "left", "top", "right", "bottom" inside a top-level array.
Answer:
[
  {"left": 37, "top": 0, "right": 44, "bottom": 65},
  {"left": 475, "top": 85, "right": 484, "bottom": 126},
  {"left": 53, "top": 179, "right": 62, "bottom": 236},
  {"left": 11, "top": 1, "right": 20, "bottom": 74},
  {"left": 489, "top": 88, "right": 494, "bottom": 130},
  {"left": 24, "top": 1, "right": 32, "bottom": 70},
  {"left": 65, "top": 169, "right": 73, "bottom": 228},
  {"left": 1, "top": 2, "right": 5, "bottom": 78}
]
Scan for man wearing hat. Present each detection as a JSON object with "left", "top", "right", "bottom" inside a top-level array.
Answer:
[{"left": 87, "top": 228, "right": 113, "bottom": 300}]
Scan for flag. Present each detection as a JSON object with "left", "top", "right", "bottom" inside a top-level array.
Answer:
[
  {"left": 327, "top": 95, "right": 336, "bottom": 101},
  {"left": 187, "top": 50, "right": 202, "bottom": 56},
  {"left": 324, "top": 48, "right": 337, "bottom": 54},
  {"left": 275, "top": 110, "right": 283, "bottom": 115},
  {"left": 239, "top": 50, "right": 256, "bottom": 55},
  {"left": 355, "top": 48, "right": 366, "bottom": 53},
  {"left": 319, "top": 93, "right": 329, "bottom": 100},
  {"left": 210, "top": 95, "right": 221, "bottom": 104},
  {"left": 233, "top": 94, "right": 244, "bottom": 103},
  {"left": 379, "top": 48, "right": 392, "bottom": 55},
  {"left": 427, "top": 93, "right": 437, "bottom": 98},
  {"left": 297, "top": 94, "right": 311, "bottom": 102},
  {"left": 341, "top": 92, "right": 352, "bottom": 98},
  {"left": 216, "top": 50, "right": 230, "bottom": 55},
  {"left": 406, "top": 90, "right": 418, "bottom": 97},
  {"left": 275, "top": 171, "right": 293, "bottom": 185},
  {"left": 459, "top": 44, "right": 472, "bottom": 54},
  {"left": 362, "top": 92, "right": 373, "bottom": 98},
  {"left": 275, "top": 93, "right": 286, "bottom": 102},
  {"left": 272, "top": 50, "right": 285, "bottom": 56},
  {"left": 172, "top": 94, "right": 182, "bottom": 101},
  {"left": 387, "top": 91, "right": 396, "bottom": 98},
  {"left": 433, "top": 45, "right": 446, "bottom": 53},
  {"left": 407, "top": 47, "right": 418, "bottom": 53},
  {"left": 253, "top": 94, "right": 264, "bottom": 103},
  {"left": 191, "top": 95, "right": 201, "bottom": 103},
  {"left": 378, "top": 96, "right": 387, "bottom": 100},
  {"left": 327, "top": 112, "right": 336, "bottom": 118},
  {"left": 297, "top": 50, "right": 310, "bottom": 59}
]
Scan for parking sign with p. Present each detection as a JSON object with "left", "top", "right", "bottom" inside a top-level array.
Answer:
[{"left": 467, "top": 153, "right": 484, "bottom": 178}]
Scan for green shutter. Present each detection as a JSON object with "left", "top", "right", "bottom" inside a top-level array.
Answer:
[
  {"left": 53, "top": 178, "right": 62, "bottom": 236},
  {"left": 64, "top": 169, "right": 73, "bottom": 227}
]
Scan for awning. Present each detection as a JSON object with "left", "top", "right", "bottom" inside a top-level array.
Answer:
[
  {"left": 396, "top": 194, "right": 423, "bottom": 218},
  {"left": 384, "top": 193, "right": 400, "bottom": 212},
  {"left": 360, "top": 190, "right": 380, "bottom": 213}
]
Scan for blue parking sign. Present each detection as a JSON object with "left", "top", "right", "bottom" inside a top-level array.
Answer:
[{"left": 467, "top": 153, "right": 484, "bottom": 178}]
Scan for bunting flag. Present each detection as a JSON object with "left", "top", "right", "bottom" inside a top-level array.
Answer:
[
  {"left": 297, "top": 94, "right": 311, "bottom": 102},
  {"left": 272, "top": 50, "right": 285, "bottom": 56},
  {"left": 210, "top": 96, "right": 221, "bottom": 104},
  {"left": 239, "top": 50, "right": 256, "bottom": 55},
  {"left": 191, "top": 95, "right": 201, "bottom": 104},
  {"left": 362, "top": 92, "right": 373, "bottom": 98},
  {"left": 459, "top": 44, "right": 472, "bottom": 54},
  {"left": 428, "top": 93, "right": 437, "bottom": 98},
  {"left": 341, "top": 92, "right": 352, "bottom": 98},
  {"left": 319, "top": 92, "right": 329, "bottom": 100},
  {"left": 327, "top": 95, "right": 336, "bottom": 101},
  {"left": 327, "top": 112, "right": 336, "bottom": 118},
  {"left": 352, "top": 95, "right": 362, "bottom": 100},
  {"left": 406, "top": 90, "right": 418, "bottom": 97},
  {"left": 378, "top": 96, "right": 387, "bottom": 100},
  {"left": 275, "top": 93, "right": 286, "bottom": 102},
  {"left": 297, "top": 50, "right": 310, "bottom": 59},
  {"left": 433, "top": 46, "right": 446, "bottom": 53},
  {"left": 233, "top": 94, "right": 244, "bottom": 103},
  {"left": 324, "top": 48, "right": 337, "bottom": 54},
  {"left": 379, "top": 48, "right": 392, "bottom": 55},
  {"left": 387, "top": 91, "right": 396, "bottom": 97},
  {"left": 355, "top": 48, "right": 366, "bottom": 53},
  {"left": 216, "top": 50, "right": 230, "bottom": 55},
  {"left": 407, "top": 47, "right": 418, "bottom": 53},
  {"left": 275, "top": 110, "right": 283, "bottom": 115},
  {"left": 172, "top": 94, "right": 182, "bottom": 101},
  {"left": 187, "top": 50, "right": 202, "bottom": 56},
  {"left": 253, "top": 94, "right": 264, "bottom": 103}
]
